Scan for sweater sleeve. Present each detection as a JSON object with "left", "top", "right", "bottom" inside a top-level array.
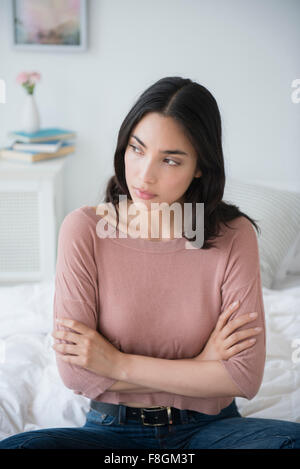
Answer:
[
  {"left": 218, "top": 217, "right": 266, "bottom": 400},
  {"left": 52, "top": 209, "right": 116, "bottom": 399}
]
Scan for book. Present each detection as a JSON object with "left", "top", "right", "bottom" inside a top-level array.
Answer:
[
  {"left": 8, "top": 128, "right": 76, "bottom": 143},
  {"left": 0, "top": 142, "right": 75, "bottom": 163},
  {"left": 12, "top": 139, "right": 63, "bottom": 153}
]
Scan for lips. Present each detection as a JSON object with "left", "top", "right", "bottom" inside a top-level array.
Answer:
[{"left": 134, "top": 187, "right": 157, "bottom": 197}]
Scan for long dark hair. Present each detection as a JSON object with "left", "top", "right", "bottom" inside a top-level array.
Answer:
[{"left": 97, "top": 76, "right": 260, "bottom": 249}]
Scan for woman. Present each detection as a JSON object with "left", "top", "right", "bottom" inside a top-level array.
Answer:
[{"left": 1, "top": 76, "right": 300, "bottom": 449}]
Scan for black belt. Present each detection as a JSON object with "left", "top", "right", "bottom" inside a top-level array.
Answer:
[{"left": 90, "top": 400, "right": 183, "bottom": 426}]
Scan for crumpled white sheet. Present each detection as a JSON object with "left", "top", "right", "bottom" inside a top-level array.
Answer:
[
  {"left": 0, "top": 280, "right": 90, "bottom": 440},
  {"left": 0, "top": 276, "right": 299, "bottom": 440},
  {"left": 236, "top": 278, "right": 300, "bottom": 422}
]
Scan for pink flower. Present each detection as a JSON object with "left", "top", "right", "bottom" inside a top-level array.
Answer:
[
  {"left": 16, "top": 71, "right": 41, "bottom": 95},
  {"left": 28, "top": 72, "right": 41, "bottom": 85},
  {"left": 16, "top": 72, "right": 30, "bottom": 85}
]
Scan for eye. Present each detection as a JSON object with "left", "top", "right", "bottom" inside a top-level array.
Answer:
[
  {"left": 129, "top": 144, "right": 141, "bottom": 154},
  {"left": 128, "top": 144, "right": 180, "bottom": 166},
  {"left": 164, "top": 158, "right": 180, "bottom": 167}
]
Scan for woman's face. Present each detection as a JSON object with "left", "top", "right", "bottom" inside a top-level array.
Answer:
[{"left": 124, "top": 112, "right": 202, "bottom": 210}]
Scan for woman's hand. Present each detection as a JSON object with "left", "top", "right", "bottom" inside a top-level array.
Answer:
[
  {"left": 52, "top": 318, "right": 123, "bottom": 379},
  {"left": 195, "top": 301, "right": 263, "bottom": 361}
]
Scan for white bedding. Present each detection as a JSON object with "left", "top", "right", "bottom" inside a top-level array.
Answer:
[{"left": 0, "top": 275, "right": 300, "bottom": 440}]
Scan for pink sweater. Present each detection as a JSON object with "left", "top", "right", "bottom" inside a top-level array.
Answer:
[{"left": 53, "top": 205, "right": 266, "bottom": 415}]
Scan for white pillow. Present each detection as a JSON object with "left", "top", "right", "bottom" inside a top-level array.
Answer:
[
  {"left": 223, "top": 178, "right": 300, "bottom": 289},
  {"left": 286, "top": 233, "right": 300, "bottom": 274}
]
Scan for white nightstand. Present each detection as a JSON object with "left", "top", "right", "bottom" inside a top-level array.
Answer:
[{"left": 0, "top": 157, "right": 66, "bottom": 284}]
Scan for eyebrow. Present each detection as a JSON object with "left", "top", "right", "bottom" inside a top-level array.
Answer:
[{"left": 131, "top": 134, "right": 188, "bottom": 156}]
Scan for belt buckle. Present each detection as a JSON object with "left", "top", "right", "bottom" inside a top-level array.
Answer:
[{"left": 140, "top": 406, "right": 173, "bottom": 426}]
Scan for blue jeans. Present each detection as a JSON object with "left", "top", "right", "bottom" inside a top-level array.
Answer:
[{"left": 0, "top": 400, "right": 300, "bottom": 449}]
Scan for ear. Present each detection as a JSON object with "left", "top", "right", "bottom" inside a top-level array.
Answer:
[{"left": 194, "top": 169, "right": 202, "bottom": 178}]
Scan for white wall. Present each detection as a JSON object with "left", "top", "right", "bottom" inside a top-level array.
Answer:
[{"left": 0, "top": 0, "right": 299, "bottom": 216}]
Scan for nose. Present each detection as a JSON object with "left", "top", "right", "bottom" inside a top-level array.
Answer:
[{"left": 138, "top": 160, "right": 157, "bottom": 185}]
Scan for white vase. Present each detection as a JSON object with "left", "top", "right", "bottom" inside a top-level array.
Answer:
[{"left": 20, "top": 94, "right": 40, "bottom": 133}]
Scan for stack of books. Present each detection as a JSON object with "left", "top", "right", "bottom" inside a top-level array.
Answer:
[{"left": 0, "top": 128, "right": 76, "bottom": 163}]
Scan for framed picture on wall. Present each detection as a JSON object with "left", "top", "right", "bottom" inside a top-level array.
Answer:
[{"left": 11, "top": 0, "right": 87, "bottom": 52}]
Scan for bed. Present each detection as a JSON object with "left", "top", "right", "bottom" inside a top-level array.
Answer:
[{"left": 0, "top": 178, "right": 300, "bottom": 440}]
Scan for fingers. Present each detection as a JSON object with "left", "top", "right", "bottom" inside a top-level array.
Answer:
[
  {"left": 55, "top": 318, "right": 90, "bottom": 335},
  {"left": 52, "top": 342, "right": 78, "bottom": 355},
  {"left": 225, "top": 338, "right": 257, "bottom": 358},
  {"left": 215, "top": 301, "right": 240, "bottom": 332},
  {"left": 221, "top": 311, "right": 259, "bottom": 340},
  {"left": 224, "top": 326, "right": 262, "bottom": 349},
  {"left": 52, "top": 330, "right": 79, "bottom": 344}
]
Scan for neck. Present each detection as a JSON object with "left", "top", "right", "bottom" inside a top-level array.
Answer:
[{"left": 117, "top": 199, "right": 184, "bottom": 241}]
